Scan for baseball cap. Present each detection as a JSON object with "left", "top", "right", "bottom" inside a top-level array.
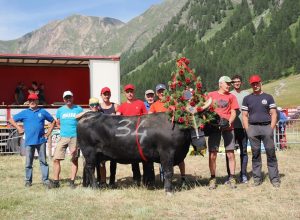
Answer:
[
  {"left": 89, "top": 97, "right": 99, "bottom": 105},
  {"left": 27, "top": 93, "right": 38, "bottom": 100},
  {"left": 218, "top": 76, "right": 232, "bottom": 83},
  {"left": 124, "top": 84, "right": 135, "bottom": 91},
  {"left": 249, "top": 75, "right": 262, "bottom": 84},
  {"left": 155, "top": 84, "right": 166, "bottom": 92},
  {"left": 145, "top": 89, "right": 155, "bottom": 95},
  {"left": 277, "top": 107, "right": 282, "bottom": 111},
  {"left": 101, "top": 87, "right": 111, "bottom": 94},
  {"left": 63, "top": 91, "right": 73, "bottom": 98}
]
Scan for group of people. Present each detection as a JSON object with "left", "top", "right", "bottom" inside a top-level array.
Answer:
[
  {"left": 8, "top": 73, "right": 281, "bottom": 189},
  {"left": 14, "top": 81, "right": 46, "bottom": 105}
]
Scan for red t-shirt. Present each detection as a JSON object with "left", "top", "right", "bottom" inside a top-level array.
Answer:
[
  {"left": 118, "top": 99, "right": 147, "bottom": 116},
  {"left": 208, "top": 91, "right": 239, "bottom": 120}
]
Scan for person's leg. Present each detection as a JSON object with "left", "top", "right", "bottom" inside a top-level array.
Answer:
[
  {"left": 52, "top": 137, "right": 68, "bottom": 187},
  {"left": 100, "top": 162, "right": 106, "bottom": 184},
  {"left": 208, "top": 128, "right": 221, "bottom": 189},
  {"left": 239, "top": 129, "right": 249, "bottom": 181},
  {"left": 261, "top": 125, "right": 280, "bottom": 185},
  {"left": 223, "top": 129, "right": 236, "bottom": 188},
  {"left": 247, "top": 125, "right": 263, "bottom": 184},
  {"left": 25, "top": 146, "right": 35, "bottom": 186},
  {"left": 36, "top": 143, "right": 50, "bottom": 184},
  {"left": 69, "top": 138, "right": 79, "bottom": 188}
]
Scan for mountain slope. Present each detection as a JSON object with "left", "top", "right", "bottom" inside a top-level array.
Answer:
[
  {"left": 0, "top": 0, "right": 188, "bottom": 56},
  {"left": 121, "top": 0, "right": 300, "bottom": 99}
]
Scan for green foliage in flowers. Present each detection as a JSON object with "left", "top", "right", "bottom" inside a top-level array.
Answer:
[{"left": 163, "top": 57, "right": 217, "bottom": 129}]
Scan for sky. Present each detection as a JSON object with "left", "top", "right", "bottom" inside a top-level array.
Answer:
[{"left": 0, "top": 0, "right": 163, "bottom": 41}]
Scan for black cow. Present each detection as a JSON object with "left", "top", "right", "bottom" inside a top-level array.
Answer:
[{"left": 77, "top": 112, "right": 206, "bottom": 193}]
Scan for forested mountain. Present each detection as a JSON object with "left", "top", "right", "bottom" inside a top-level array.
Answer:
[{"left": 121, "top": 0, "right": 300, "bottom": 99}]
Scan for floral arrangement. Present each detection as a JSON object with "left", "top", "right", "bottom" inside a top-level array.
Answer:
[{"left": 163, "top": 57, "right": 217, "bottom": 129}]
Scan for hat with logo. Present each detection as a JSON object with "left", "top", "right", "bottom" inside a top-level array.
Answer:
[
  {"left": 155, "top": 84, "right": 166, "bottom": 92},
  {"left": 89, "top": 97, "right": 99, "bottom": 105},
  {"left": 124, "top": 84, "right": 135, "bottom": 91},
  {"left": 101, "top": 87, "right": 111, "bottom": 94},
  {"left": 249, "top": 74, "right": 262, "bottom": 84},
  {"left": 27, "top": 93, "right": 39, "bottom": 100},
  {"left": 63, "top": 91, "right": 73, "bottom": 98},
  {"left": 218, "top": 76, "right": 232, "bottom": 83},
  {"left": 145, "top": 89, "right": 155, "bottom": 95}
]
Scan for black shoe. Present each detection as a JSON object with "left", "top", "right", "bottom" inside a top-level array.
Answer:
[
  {"left": 252, "top": 180, "right": 262, "bottom": 187},
  {"left": 272, "top": 181, "right": 280, "bottom": 188},
  {"left": 99, "top": 182, "right": 108, "bottom": 189},
  {"left": 52, "top": 180, "right": 60, "bottom": 188},
  {"left": 25, "top": 182, "right": 32, "bottom": 187},
  {"left": 69, "top": 180, "right": 76, "bottom": 189}
]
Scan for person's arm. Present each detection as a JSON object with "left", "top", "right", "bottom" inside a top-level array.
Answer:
[
  {"left": 8, "top": 118, "right": 24, "bottom": 134},
  {"left": 270, "top": 108, "right": 277, "bottom": 129},
  {"left": 45, "top": 120, "right": 56, "bottom": 138},
  {"left": 229, "top": 109, "right": 236, "bottom": 126},
  {"left": 242, "top": 111, "right": 249, "bottom": 130},
  {"left": 114, "top": 103, "right": 119, "bottom": 114}
]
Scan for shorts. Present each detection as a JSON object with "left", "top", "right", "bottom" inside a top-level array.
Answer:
[
  {"left": 208, "top": 128, "right": 235, "bottom": 152},
  {"left": 53, "top": 137, "right": 78, "bottom": 160}
]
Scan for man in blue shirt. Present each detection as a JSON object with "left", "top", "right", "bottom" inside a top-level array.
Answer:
[
  {"left": 52, "top": 91, "right": 83, "bottom": 188},
  {"left": 9, "top": 93, "right": 55, "bottom": 188}
]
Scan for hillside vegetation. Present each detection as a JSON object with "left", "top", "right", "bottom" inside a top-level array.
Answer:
[{"left": 121, "top": 0, "right": 300, "bottom": 99}]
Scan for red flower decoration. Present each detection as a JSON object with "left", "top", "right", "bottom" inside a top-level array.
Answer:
[
  {"left": 170, "top": 83, "right": 176, "bottom": 90},
  {"left": 197, "top": 107, "right": 203, "bottom": 112},
  {"left": 179, "top": 69, "right": 184, "bottom": 76},
  {"left": 177, "top": 81, "right": 182, "bottom": 87},
  {"left": 181, "top": 106, "right": 186, "bottom": 111},
  {"left": 169, "top": 106, "right": 176, "bottom": 111},
  {"left": 190, "top": 101, "right": 196, "bottom": 107},
  {"left": 178, "top": 117, "right": 185, "bottom": 123},
  {"left": 166, "top": 96, "right": 171, "bottom": 102},
  {"left": 196, "top": 83, "right": 202, "bottom": 89},
  {"left": 185, "top": 78, "right": 191, "bottom": 84},
  {"left": 199, "top": 124, "right": 205, "bottom": 129},
  {"left": 180, "top": 96, "right": 185, "bottom": 101}
]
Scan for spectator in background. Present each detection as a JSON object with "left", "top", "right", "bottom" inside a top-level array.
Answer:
[
  {"left": 144, "top": 89, "right": 155, "bottom": 111},
  {"left": 52, "top": 91, "right": 83, "bottom": 188},
  {"left": 116, "top": 84, "right": 147, "bottom": 186},
  {"left": 8, "top": 93, "right": 55, "bottom": 188},
  {"left": 242, "top": 74, "right": 280, "bottom": 187},
  {"left": 14, "top": 82, "right": 26, "bottom": 105},
  {"left": 99, "top": 87, "right": 119, "bottom": 187},
  {"left": 38, "top": 83, "right": 46, "bottom": 105},
  {"left": 277, "top": 107, "right": 288, "bottom": 150},
  {"left": 228, "top": 75, "right": 250, "bottom": 184},
  {"left": 30, "top": 81, "right": 40, "bottom": 96}
]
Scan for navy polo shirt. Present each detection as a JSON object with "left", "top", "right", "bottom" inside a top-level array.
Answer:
[
  {"left": 241, "top": 92, "right": 276, "bottom": 124},
  {"left": 13, "top": 108, "right": 54, "bottom": 146}
]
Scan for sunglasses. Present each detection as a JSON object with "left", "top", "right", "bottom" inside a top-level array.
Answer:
[
  {"left": 90, "top": 103, "right": 99, "bottom": 107},
  {"left": 125, "top": 90, "right": 134, "bottom": 94},
  {"left": 64, "top": 95, "right": 72, "bottom": 99}
]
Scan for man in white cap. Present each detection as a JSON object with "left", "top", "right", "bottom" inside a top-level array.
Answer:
[
  {"left": 144, "top": 89, "right": 155, "bottom": 112},
  {"left": 52, "top": 91, "right": 83, "bottom": 188},
  {"left": 207, "top": 76, "right": 239, "bottom": 190}
]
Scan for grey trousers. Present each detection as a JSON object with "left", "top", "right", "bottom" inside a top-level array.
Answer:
[{"left": 247, "top": 124, "right": 280, "bottom": 183}]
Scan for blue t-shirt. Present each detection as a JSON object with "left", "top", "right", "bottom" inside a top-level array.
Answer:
[
  {"left": 56, "top": 105, "right": 83, "bottom": 137},
  {"left": 13, "top": 108, "right": 54, "bottom": 146}
]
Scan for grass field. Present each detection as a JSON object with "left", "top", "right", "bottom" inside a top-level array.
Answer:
[{"left": 0, "top": 146, "right": 299, "bottom": 220}]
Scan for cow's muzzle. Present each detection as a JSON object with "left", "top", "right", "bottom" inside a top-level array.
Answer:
[{"left": 190, "top": 128, "right": 206, "bottom": 151}]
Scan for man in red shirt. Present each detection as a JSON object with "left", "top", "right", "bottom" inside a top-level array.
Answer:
[
  {"left": 207, "top": 76, "right": 239, "bottom": 190},
  {"left": 117, "top": 84, "right": 147, "bottom": 185}
]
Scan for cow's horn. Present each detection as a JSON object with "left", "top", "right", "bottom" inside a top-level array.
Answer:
[{"left": 201, "top": 97, "right": 212, "bottom": 110}]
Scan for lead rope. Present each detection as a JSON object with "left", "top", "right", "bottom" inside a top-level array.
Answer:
[{"left": 136, "top": 116, "right": 147, "bottom": 162}]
